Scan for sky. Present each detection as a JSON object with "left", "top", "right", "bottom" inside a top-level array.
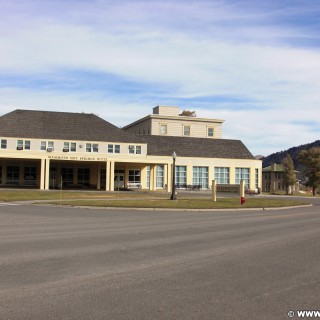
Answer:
[{"left": 1, "top": 0, "right": 320, "bottom": 156}]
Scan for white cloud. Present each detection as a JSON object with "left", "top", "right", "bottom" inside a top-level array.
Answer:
[{"left": 1, "top": 0, "right": 320, "bottom": 156}]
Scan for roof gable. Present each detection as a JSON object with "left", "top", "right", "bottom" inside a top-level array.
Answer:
[{"left": 0, "top": 109, "right": 138, "bottom": 143}]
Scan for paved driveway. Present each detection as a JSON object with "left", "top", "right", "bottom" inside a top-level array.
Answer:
[{"left": 1, "top": 203, "right": 320, "bottom": 319}]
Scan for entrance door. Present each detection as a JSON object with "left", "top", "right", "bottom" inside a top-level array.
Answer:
[{"left": 114, "top": 173, "right": 124, "bottom": 189}]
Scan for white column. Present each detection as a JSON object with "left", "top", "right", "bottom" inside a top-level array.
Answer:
[
  {"left": 105, "top": 161, "right": 110, "bottom": 191},
  {"left": 167, "top": 163, "right": 172, "bottom": 193},
  {"left": 45, "top": 159, "right": 50, "bottom": 190},
  {"left": 40, "top": 159, "right": 45, "bottom": 190},
  {"left": 97, "top": 163, "right": 101, "bottom": 190},
  {"left": 110, "top": 161, "right": 115, "bottom": 191}
]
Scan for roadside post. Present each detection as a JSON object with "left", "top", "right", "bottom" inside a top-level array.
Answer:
[
  {"left": 240, "top": 179, "right": 245, "bottom": 205},
  {"left": 211, "top": 180, "right": 217, "bottom": 202}
]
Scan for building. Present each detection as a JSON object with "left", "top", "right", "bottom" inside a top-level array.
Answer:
[
  {"left": 0, "top": 108, "right": 262, "bottom": 192},
  {"left": 262, "top": 163, "right": 299, "bottom": 193},
  {"left": 123, "top": 106, "right": 224, "bottom": 139}
]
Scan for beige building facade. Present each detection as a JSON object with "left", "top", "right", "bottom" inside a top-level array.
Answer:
[
  {"left": 123, "top": 106, "right": 224, "bottom": 139},
  {"left": 0, "top": 108, "right": 262, "bottom": 192}
]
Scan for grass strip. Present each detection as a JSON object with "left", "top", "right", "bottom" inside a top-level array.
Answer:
[{"left": 45, "top": 198, "right": 310, "bottom": 209}]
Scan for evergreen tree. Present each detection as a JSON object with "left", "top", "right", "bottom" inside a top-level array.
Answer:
[
  {"left": 298, "top": 147, "right": 320, "bottom": 196},
  {"left": 281, "top": 154, "right": 296, "bottom": 194}
]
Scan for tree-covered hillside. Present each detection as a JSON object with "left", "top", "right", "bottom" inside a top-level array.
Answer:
[{"left": 262, "top": 140, "right": 320, "bottom": 180}]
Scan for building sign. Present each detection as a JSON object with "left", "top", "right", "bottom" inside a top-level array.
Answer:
[
  {"left": 216, "top": 184, "right": 240, "bottom": 193},
  {"left": 48, "top": 155, "right": 108, "bottom": 161}
]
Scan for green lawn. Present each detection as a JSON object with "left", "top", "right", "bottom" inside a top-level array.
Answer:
[
  {"left": 0, "top": 190, "right": 311, "bottom": 209},
  {"left": 50, "top": 197, "right": 309, "bottom": 209}
]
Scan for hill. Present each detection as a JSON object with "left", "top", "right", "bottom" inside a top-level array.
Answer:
[{"left": 262, "top": 140, "right": 320, "bottom": 179}]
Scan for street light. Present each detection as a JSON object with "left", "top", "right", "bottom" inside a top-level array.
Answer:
[{"left": 170, "top": 151, "right": 177, "bottom": 200}]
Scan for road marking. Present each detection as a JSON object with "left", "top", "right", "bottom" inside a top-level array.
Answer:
[{"left": 0, "top": 203, "right": 19, "bottom": 206}]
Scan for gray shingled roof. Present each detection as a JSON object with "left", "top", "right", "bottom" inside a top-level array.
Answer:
[
  {"left": 140, "top": 135, "right": 255, "bottom": 159},
  {"left": 0, "top": 109, "right": 138, "bottom": 143},
  {"left": 0, "top": 109, "right": 255, "bottom": 160}
]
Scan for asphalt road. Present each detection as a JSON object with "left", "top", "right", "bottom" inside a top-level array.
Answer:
[{"left": 1, "top": 201, "right": 320, "bottom": 320}]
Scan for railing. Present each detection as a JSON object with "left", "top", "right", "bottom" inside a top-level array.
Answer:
[
  {"left": 175, "top": 184, "right": 202, "bottom": 191},
  {"left": 126, "top": 182, "right": 142, "bottom": 189}
]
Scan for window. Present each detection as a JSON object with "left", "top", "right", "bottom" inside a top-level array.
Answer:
[
  {"left": 175, "top": 166, "right": 187, "bottom": 188},
  {"left": 41, "top": 141, "right": 54, "bottom": 151},
  {"left": 70, "top": 143, "right": 76, "bottom": 152},
  {"left": 128, "top": 170, "right": 141, "bottom": 183},
  {"left": 1, "top": 139, "right": 7, "bottom": 149},
  {"left": 86, "top": 143, "right": 98, "bottom": 153},
  {"left": 146, "top": 166, "right": 150, "bottom": 189},
  {"left": 78, "top": 168, "right": 90, "bottom": 186},
  {"left": 61, "top": 168, "right": 74, "bottom": 186},
  {"left": 6, "top": 166, "right": 20, "bottom": 185},
  {"left": 41, "top": 141, "right": 46, "bottom": 151},
  {"left": 0, "top": 166, "right": 2, "bottom": 184},
  {"left": 24, "top": 167, "right": 37, "bottom": 186},
  {"left": 183, "top": 126, "right": 190, "bottom": 136},
  {"left": 207, "top": 128, "right": 214, "bottom": 137},
  {"left": 25, "top": 141, "right": 30, "bottom": 150},
  {"left": 193, "top": 167, "right": 209, "bottom": 189},
  {"left": 100, "top": 169, "right": 106, "bottom": 188},
  {"left": 108, "top": 144, "right": 120, "bottom": 154},
  {"left": 156, "top": 165, "right": 164, "bottom": 188},
  {"left": 63, "top": 142, "right": 76, "bottom": 152},
  {"left": 255, "top": 168, "right": 259, "bottom": 189},
  {"left": 129, "top": 145, "right": 142, "bottom": 154},
  {"left": 235, "top": 168, "right": 250, "bottom": 188},
  {"left": 214, "top": 167, "right": 230, "bottom": 184},
  {"left": 160, "top": 124, "right": 167, "bottom": 135},
  {"left": 17, "top": 140, "right": 30, "bottom": 150}
]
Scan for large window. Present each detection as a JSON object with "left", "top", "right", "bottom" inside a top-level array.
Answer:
[
  {"left": 175, "top": 166, "right": 187, "bottom": 188},
  {"left": 214, "top": 167, "right": 230, "bottom": 184},
  {"left": 236, "top": 168, "right": 250, "bottom": 187},
  {"left": 6, "top": 166, "right": 20, "bottom": 185},
  {"left": 100, "top": 169, "right": 106, "bottom": 188},
  {"left": 128, "top": 170, "right": 141, "bottom": 183},
  {"left": 146, "top": 166, "right": 150, "bottom": 189},
  {"left": 78, "top": 168, "right": 90, "bottom": 186},
  {"left": 61, "top": 168, "right": 74, "bottom": 186},
  {"left": 156, "top": 165, "right": 164, "bottom": 188},
  {"left": 255, "top": 168, "right": 259, "bottom": 189},
  {"left": 193, "top": 167, "right": 209, "bottom": 189},
  {"left": 1, "top": 139, "right": 7, "bottom": 149},
  {"left": 24, "top": 167, "right": 37, "bottom": 186}
]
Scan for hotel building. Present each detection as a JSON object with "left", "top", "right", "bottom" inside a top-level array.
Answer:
[{"left": 0, "top": 107, "right": 262, "bottom": 192}]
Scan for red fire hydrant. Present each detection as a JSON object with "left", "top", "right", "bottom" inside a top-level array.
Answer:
[{"left": 241, "top": 196, "right": 246, "bottom": 205}]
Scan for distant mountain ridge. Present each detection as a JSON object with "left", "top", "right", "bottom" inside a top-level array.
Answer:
[{"left": 262, "top": 140, "right": 320, "bottom": 178}]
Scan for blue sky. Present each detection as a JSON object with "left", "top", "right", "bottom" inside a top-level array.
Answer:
[{"left": 1, "top": 0, "right": 320, "bottom": 156}]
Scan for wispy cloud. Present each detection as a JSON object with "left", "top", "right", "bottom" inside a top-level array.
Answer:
[{"left": 1, "top": 0, "right": 320, "bottom": 155}]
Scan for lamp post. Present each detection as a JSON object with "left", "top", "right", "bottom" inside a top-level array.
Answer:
[{"left": 170, "top": 151, "right": 177, "bottom": 200}]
